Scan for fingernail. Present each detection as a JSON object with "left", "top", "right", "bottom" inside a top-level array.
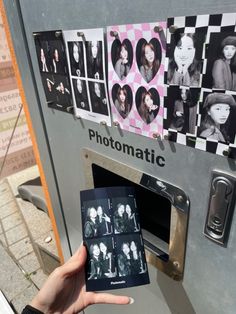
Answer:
[
  {"left": 129, "top": 297, "right": 134, "bottom": 304},
  {"left": 80, "top": 241, "right": 85, "bottom": 248}
]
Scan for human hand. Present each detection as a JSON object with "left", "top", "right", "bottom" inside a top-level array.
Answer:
[
  {"left": 103, "top": 213, "right": 111, "bottom": 222},
  {"left": 76, "top": 69, "right": 81, "bottom": 76},
  {"left": 94, "top": 72, "right": 100, "bottom": 79},
  {"left": 30, "top": 244, "right": 132, "bottom": 314}
]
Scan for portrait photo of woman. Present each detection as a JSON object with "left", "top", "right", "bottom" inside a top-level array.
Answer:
[
  {"left": 68, "top": 41, "right": 85, "bottom": 77},
  {"left": 111, "top": 39, "right": 133, "bottom": 80},
  {"left": 87, "top": 243, "right": 102, "bottom": 280},
  {"left": 198, "top": 92, "right": 236, "bottom": 143},
  {"left": 34, "top": 38, "right": 51, "bottom": 73},
  {"left": 84, "top": 206, "right": 98, "bottom": 238},
  {"left": 136, "top": 87, "right": 160, "bottom": 124},
  {"left": 50, "top": 42, "right": 66, "bottom": 74},
  {"left": 96, "top": 205, "right": 112, "bottom": 236},
  {"left": 124, "top": 204, "right": 139, "bottom": 233},
  {"left": 54, "top": 76, "right": 72, "bottom": 107},
  {"left": 99, "top": 241, "right": 116, "bottom": 278},
  {"left": 117, "top": 242, "right": 132, "bottom": 277},
  {"left": 167, "top": 32, "right": 203, "bottom": 87},
  {"left": 89, "top": 81, "right": 108, "bottom": 116},
  {"left": 165, "top": 86, "right": 200, "bottom": 134},
  {"left": 73, "top": 78, "right": 89, "bottom": 111},
  {"left": 113, "top": 203, "right": 126, "bottom": 234},
  {"left": 112, "top": 84, "right": 132, "bottom": 119},
  {"left": 130, "top": 241, "right": 146, "bottom": 275},
  {"left": 136, "top": 38, "right": 162, "bottom": 83},
  {"left": 42, "top": 74, "right": 56, "bottom": 104},
  {"left": 117, "top": 235, "right": 147, "bottom": 277},
  {"left": 86, "top": 40, "right": 103, "bottom": 80},
  {"left": 209, "top": 35, "right": 236, "bottom": 91}
]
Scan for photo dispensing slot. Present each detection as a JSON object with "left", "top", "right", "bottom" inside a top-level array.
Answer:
[{"left": 83, "top": 148, "right": 190, "bottom": 281}]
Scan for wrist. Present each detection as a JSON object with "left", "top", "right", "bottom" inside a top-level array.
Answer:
[
  {"left": 22, "top": 304, "right": 44, "bottom": 314},
  {"left": 30, "top": 297, "right": 48, "bottom": 314}
]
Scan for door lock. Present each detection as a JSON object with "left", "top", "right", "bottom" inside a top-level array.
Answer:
[{"left": 204, "top": 171, "right": 236, "bottom": 246}]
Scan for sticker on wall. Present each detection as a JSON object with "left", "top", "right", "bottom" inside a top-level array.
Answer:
[
  {"left": 107, "top": 21, "right": 166, "bottom": 139},
  {"left": 63, "top": 28, "right": 111, "bottom": 126},
  {"left": 33, "top": 30, "right": 73, "bottom": 113}
]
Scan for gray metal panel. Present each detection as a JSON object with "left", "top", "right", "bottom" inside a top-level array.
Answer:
[{"left": 3, "top": 0, "right": 236, "bottom": 313}]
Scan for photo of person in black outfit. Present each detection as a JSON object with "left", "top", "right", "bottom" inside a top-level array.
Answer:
[
  {"left": 117, "top": 242, "right": 132, "bottom": 277},
  {"left": 130, "top": 241, "right": 146, "bottom": 275},
  {"left": 97, "top": 205, "right": 112, "bottom": 236},
  {"left": 73, "top": 78, "right": 89, "bottom": 111},
  {"left": 54, "top": 75, "right": 72, "bottom": 109},
  {"left": 99, "top": 241, "right": 116, "bottom": 278},
  {"left": 86, "top": 40, "right": 103, "bottom": 80},
  {"left": 68, "top": 41, "right": 85, "bottom": 77},
  {"left": 117, "top": 236, "right": 147, "bottom": 278},
  {"left": 84, "top": 207, "right": 98, "bottom": 238},
  {"left": 113, "top": 203, "right": 126, "bottom": 234},
  {"left": 89, "top": 81, "right": 108, "bottom": 115},
  {"left": 125, "top": 204, "right": 139, "bottom": 232},
  {"left": 87, "top": 239, "right": 116, "bottom": 280},
  {"left": 88, "top": 243, "right": 102, "bottom": 280},
  {"left": 49, "top": 42, "right": 67, "bottom": 74}
]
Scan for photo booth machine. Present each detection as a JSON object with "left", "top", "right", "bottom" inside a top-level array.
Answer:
[{"left": 2, "top": 0, "right": 236, "bottom": 313}]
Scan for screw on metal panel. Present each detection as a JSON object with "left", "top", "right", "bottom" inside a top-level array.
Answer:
[
  {"left": 66, "top": 106, "right": 74, "bottom": 113},
  {"left": 55, "top": 31, "right": 62, "bottom": 38},
  {"left": 154, "top": 25, "right": 163, "bottom": 33},
  {"left": 100, "top": 121, "right": 107, "bottom": 126},
  {"left": 173, "top": 261, "right": 180, "bottom": 269},
  {"left": 223, "top": 149, "right": 229, "bottom": 157},
  {"left": 77, "top": 32, "right": 86, "bottom": 41},
  {"left": 152, "top": 132, "right": 161, "bottom": 139},
  {"left": 113, "top": 121, "right": 119, "bottom": 127},
  {"left": 176, "top": 195, "right": 184, "bottom": 202},
  {"left": 110, "top": 30, "right": 119, "bottom": 39},
  {"left": 169, "top": 25, "right": 178, "bottom": 33},
  {"left": 85, "top": 154, "right": 88, "bottom": 159}
]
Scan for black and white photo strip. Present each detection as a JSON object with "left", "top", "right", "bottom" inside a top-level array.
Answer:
[
  {"left": 33, "top": 30, "right": 73, "bottom": 113},
  {"left": 80, "top": 186, "right": 149, "bottom": 291},
  {"left": 164, "top": 13, "right": 236, "bottom": 157},
  {"left": 63, "top": 29, "right": 111, "bottom": 125}
]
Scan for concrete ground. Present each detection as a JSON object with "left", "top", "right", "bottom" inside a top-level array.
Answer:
[{"left": 0, "top": 166, "right": 59, "bottom": 313}]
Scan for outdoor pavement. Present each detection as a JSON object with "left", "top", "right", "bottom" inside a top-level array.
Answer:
[{"left": 0, "top": 166, "right": 59, "bottom": 313}]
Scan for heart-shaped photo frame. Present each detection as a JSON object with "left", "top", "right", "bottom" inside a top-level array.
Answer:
[
  {"left": 135, "top": 87, "right": 160, "bottom": 124},
  {"left": 112, "top": 83, "right": 133, "bottom": 119},
  {"left": 111, "top": 38, "right": 133, "bottom": 80},
  {"left": 136, "top": 38, "right": 162, "bottom": 83}
]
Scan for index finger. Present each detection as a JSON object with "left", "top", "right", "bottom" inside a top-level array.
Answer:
[{"left": 93, "top": 293, "right": 132, "bottom": 305}]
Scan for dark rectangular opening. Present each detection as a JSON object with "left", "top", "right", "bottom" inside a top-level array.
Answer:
[{"left": 92, "top": 164, "right": 171, "bottom": 259}]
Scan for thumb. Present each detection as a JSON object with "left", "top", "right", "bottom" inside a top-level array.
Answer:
[{"left": 61, "top": 244, "right": 87, "bottom": 276}]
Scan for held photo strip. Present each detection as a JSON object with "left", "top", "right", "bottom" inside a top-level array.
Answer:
[{"left": 80, "top": 186, "right": 150, "bottom": 291}]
